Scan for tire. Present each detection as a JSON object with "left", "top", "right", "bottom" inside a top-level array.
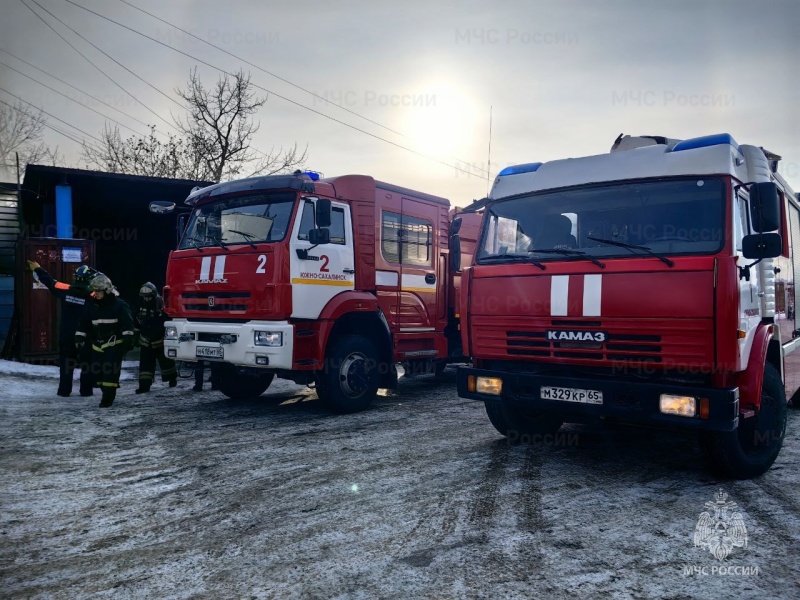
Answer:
[
  {"left": 702, "top": 363, "right": 787, "bottom": 479},
  {"left": 484, "top": 400, "right": 563, "bottom": 441},
  {"left": 317, "top": 334, "right": 379, "bottom": 414},
  {"left": 212, "top": 363, "right": 274, "bottom": 399}
]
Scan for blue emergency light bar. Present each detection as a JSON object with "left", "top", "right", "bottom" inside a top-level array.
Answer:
[
  {"left": 497, "top": 162, "right": 543, "bottom": 177},
  {"left": 672, "top": 133, "right": 741, "bottom": 154},
  {"left": 303, "top": 171, "right": 321, "bottom": 181}
]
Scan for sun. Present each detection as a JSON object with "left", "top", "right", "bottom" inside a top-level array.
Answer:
[{"left": 403, "top": 82, "right": 481, "bottom": 160}]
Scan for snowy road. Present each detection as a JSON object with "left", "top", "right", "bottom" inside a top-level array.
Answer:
[{"left": 1, "top": 360, "right": 799, "bottom": 599}]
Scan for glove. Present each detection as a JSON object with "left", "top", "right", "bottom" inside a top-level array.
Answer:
[{"left": 27, "top": 260, "right": 40, "bottom": 271}]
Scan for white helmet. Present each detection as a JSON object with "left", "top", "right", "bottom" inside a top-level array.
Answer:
[{"left": 89, "top": 273, "right": 116, "bottom": 294}]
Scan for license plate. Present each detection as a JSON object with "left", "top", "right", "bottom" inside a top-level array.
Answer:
[
  {"left": 196, "top": 346, "right": 223, "bottom": 359},
  {"left": 540, "top": 386, "right": 603, "bottom": 404}
]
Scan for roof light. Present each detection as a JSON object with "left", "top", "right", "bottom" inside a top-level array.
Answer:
[
  {"left": 672, "top": 133, "right": 741, "bottom": 154},
  {"left": 497, "top": 162, "right": 542, "bottom": 177},
  {"left": 302, "top": 171, "right": 321, "bottom": 181}
]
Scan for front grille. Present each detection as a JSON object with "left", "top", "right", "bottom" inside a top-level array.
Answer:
[
  {"left": 197, "top": 333, "right": 239, "bottom": 343},
  {"left": 180, "top": 290, "right": 251, "bottom": 312},
  {"left": 473, "top": 316, "right": 711, "bottom": 369}
]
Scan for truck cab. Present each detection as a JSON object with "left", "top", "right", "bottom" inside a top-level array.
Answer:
[
  {"left": 456, "top": 134, "right": 795, "bottom": 478},
  {"left": 155, "top": 171, "right": 477, "bottom": 412}
]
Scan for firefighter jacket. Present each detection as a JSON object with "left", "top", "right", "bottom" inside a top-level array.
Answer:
[
  {"left": 134, "top": 296, "right": 169, "bottom": 348},
  {"left": 75, "top": 295, "right": 135, "bottom": 357},
  {"left": 34, "top": 266, "right": 92, "bottom": 340}
]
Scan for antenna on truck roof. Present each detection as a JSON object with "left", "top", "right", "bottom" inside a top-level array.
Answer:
[{"left": 486, "top": 105, "right": 493, "bottom": 198}]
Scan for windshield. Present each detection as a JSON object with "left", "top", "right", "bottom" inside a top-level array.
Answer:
[
  {"left": 479, "top": 178, "right": 725, "bottom": 261},
  {"left": 179, "top": 192, "right": 296, "bottom": 249}
]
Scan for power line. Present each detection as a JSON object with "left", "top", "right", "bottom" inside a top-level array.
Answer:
[
  {"left": 115, "top": 0, "right": 406, "bottom": 139},
  {"left": 64, "top": 0, "right": 489, "bottom": 179},
  {"left": 31, "top": 0, "right": 307, "bottom": 169},
  {"left": 0, "top": 98, "right": 88, "bottom": 148},
  {"left": 0, "top": 47, "right": 162, "bottom": 132},
  {"left": 18, "top": 0, "right": 177, "bottom": 132},
  {"left": 29, "top": 0, "right": 182, "bottom": 111},
  {"left": 0, "top": 59, "right": 150, "bottom": 138},
  {"left": 0, "top": 87, "right": 104, "bottom": 146}
]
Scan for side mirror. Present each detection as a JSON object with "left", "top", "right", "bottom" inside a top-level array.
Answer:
[
  {"left": 308, "top": 228, "right": 330, "bottom": 245},
  {"left": 177, "top": 214, "right": 187, "bottom": 246},
  {"left": 315, "top": 198, "right": 332, "bottom": 228},
  {"left": 742, "top": 232, "right": 782, "bottom": 259},
  {"left": 749, "top": 182, "right": 780, "bottom": 232},
  {"left": 450, "top": 234, "right": 462, "bottom": 272},
  {"left": 149, "top": 201, "right": 176, "bottom": 215},
  {"left": 450, "top": 216, "right": 463, "bottom": 235}
]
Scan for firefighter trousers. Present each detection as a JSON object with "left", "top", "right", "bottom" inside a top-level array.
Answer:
[
  {"left": 138, "top": 341, "right": 176, "bottom": 389},
  {"left": 58, "top": 335, "right": 93, "bottom": 396}
]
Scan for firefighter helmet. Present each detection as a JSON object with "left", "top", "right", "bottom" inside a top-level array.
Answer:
[
  {"left": 139, "top": 282, "right": 158, "bottom": 298},
  {"left": 88, "top": 273, "right": 115, "bottom": 293},
  {"left": 74, "top": 265, "right": 98, "bottom": 284}
]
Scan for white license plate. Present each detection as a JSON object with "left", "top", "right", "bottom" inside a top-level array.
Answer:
[
  {"left": 196, "top": 346, "right": 223, "bottom": 359},
  {"left": 540, "top": 386, "right": 603, "bottom": 404}
]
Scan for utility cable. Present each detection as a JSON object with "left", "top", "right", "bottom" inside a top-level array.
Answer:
[
  {"left": 65, "top": 0, "right": 489, "bottom": 178},
  {"left": 0, "top": 59, "right": 150, "bottom": 138},
  {"left": 19, "top": 0, "right": 177, "bottom": 132}
]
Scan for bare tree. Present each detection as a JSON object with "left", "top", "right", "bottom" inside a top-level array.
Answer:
[
  {"left": 0, "top": 101, "right": 62, "bottom": 180},
  {"left": 81, "top": 125, "right": 206, "bottom": 180},
  {"left": 174, "top": 68, "right": 306, "bottom": 183}
]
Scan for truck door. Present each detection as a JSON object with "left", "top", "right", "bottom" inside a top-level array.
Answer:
[
  {"left": 290, "top": 198, "right": 355, "bottom": 319},
  {"left": 398, "top": 198, "right": 439, "bottom": 331}
]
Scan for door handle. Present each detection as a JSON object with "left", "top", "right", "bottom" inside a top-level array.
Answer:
[
  {"left": 425, "top": 273, "right": 436, "bottom": 284},
  {"left": 343, "top": 268, "right": 355, "bottom": 274}
]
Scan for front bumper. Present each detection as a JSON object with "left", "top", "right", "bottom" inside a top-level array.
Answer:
[
  {"left": 163, "top": 319, "right": 294, "bottom": 370},
  {"left": 458, "top": 366, "right": 739, "bottom": 432}
]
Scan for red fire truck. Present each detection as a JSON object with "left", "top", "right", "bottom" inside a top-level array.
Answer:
[
  {"left": 456, "top": 133, "right": 797, "bottom": 478},
  {"left": 151, "top": 172, "right": 478, "bottom": 412}
]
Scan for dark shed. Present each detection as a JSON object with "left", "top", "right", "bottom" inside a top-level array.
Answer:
[{"left": 19, "top": 165, "right": 210, "bottom": 303}]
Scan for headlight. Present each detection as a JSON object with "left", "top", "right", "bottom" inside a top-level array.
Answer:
[
  {"left": 254, "top": 331, "right": 283, "bottom": 346},
  {"left": 659, "top": 394, "right": 696, "bottom": 417},
  {"left": 164, "top": 326, "right": 178, "bottom": 340},
  {"left": 476, "top": 376, "right": 503, "bottom": 395}
]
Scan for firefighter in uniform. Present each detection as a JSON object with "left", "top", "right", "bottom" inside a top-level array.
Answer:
[
  {"left": 26, "top": 260, "right": 97, "bottom": 397},
  {"left": 134, "top": 282, "right": 177, "bottom": 393},
  {"left": 75, "top": 274, "right": 135, "bottom": 408}
]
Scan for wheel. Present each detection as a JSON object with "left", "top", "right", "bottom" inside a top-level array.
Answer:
[
  {"left": 211, "top": 363, "right": 274, "bottom": 399},
  {"left": 317, "top": 334, "right": 379, "bottom": 413},
  {"left": 702, "top": 363, "right": 787, "bottom": 479},
  {"left": 484, "top": 400, "right": 563, "bottom": 441}
]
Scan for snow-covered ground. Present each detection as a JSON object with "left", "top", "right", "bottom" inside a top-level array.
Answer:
[{"left": 1, "top": 359, "right": 798, "bottom": 599}]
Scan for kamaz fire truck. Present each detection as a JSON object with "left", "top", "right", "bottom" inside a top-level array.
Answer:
[
  {"left": 456, "top": 133, "right": 797, "bottom": 478},
  {"left": 151, "top": 172, "right": 478, "bottom": 413}
]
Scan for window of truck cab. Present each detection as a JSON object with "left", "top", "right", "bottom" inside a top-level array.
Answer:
[
  {"left": 381, "top": 211, "right": 432, "bottom": 266},
  {"left": 479, "top": 178, "right": 726, "bottom": 261},
  {"left": 179, "top": 192, "right": 295, "bottom": 249},
  {"left": 297, "top": 201, "right": 347, "bottom": 244}
]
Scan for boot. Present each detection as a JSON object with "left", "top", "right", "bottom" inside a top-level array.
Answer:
[
  {"left": 135, "top": 384, "right": 151, "bottom": 394},
  {"left": 192, "top": 384, "right": 203, "bottom": 392},
  {"left": 99, "top": 389, "right": 115, "bottom": 408},
  {"left": 168, "top": 377, "right": 177, "bottom": 388}
]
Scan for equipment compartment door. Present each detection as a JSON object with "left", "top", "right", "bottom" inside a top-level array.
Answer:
[{"left": 397, "top": 198, "right": 440, "bottom": 332}]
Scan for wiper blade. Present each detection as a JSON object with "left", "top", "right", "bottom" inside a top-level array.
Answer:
[
  {"left": 228, "top": 229, "right": 259, "bottom": 249},
  {"left": 586, "top": 236, "right": 674, "bottom": 267},
  {"left": 184, "top": 235, "right": 205, "bottom": 252},
  {"left": 478, "top": 254, "right": 546, "bottom": 270},
  {"left": 528, "top": 248, "right": 606, "bottom": 269},
  {"left": 208, "top": 234, "right": 230, "bottom": 251}
]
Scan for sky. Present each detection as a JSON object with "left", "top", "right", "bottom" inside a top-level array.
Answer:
[{"left": 1, "top": 0, "right": 798, "bottom": 206}]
